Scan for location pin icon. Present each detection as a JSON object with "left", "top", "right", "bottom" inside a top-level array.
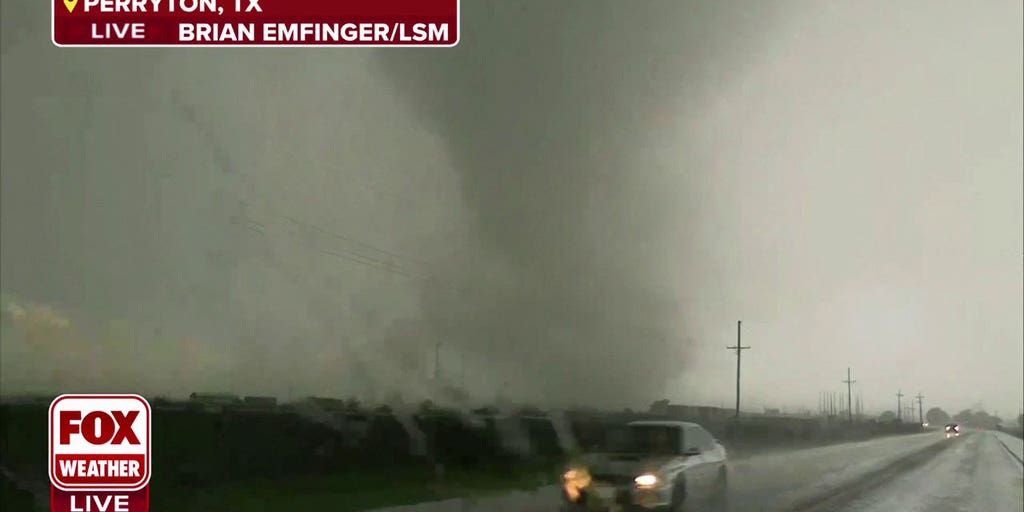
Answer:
[{"left": 63, "top": 0, "right": 78, "bottom": 13}]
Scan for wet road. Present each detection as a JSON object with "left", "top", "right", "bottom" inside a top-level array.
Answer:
[
  {"left": 834, "top": 431, "right": 1023, "bottom": 512},
  {"left": 369, "top": 431, "right": 1024, "bottom": 512}
]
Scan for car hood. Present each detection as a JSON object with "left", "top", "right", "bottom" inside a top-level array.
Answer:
[{"left": 578, "top": 452, "right": 677, "bottom": 478}]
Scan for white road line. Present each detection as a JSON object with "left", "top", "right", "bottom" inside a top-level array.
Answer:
[{"left": 993, "top": 432, "right": 1024, "bottom": 473}]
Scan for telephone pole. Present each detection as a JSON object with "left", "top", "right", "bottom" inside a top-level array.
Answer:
[
  {"left": 916, "top": 393, "right": 925, "bottom": 425},
  {"left": 842, "top": 368, "right": 856, "bottom": 424},
  {"left": 897, "top": 390, "right": 904, "bottom": 421},
  {"left": 726, "top": 320, "right": 751, "bottom": 421}
]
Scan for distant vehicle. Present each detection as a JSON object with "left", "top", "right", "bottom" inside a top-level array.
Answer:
[
  {"left": 560, "top": 420, "right": 727, "bottom": 512},
  {"left": 944, "top": 423, "right": 961, "bottom": 438}
]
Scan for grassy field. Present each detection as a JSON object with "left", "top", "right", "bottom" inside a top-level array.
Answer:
[
  {"left": 2, "top": 402, "right": 567, "bottom": 511},
  {"left": 1, "top": 473, "right": 40, "bottom": 512},
  {"left": 149, "top": 465, "right": 560, "bottom": 512}
]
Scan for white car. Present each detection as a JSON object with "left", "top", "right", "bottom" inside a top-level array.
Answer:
[
  {"left": 944, "top": 423, "right": 961, "bottom": 439},
  {"left": 561, "top": 420, "right": 728, "bottom": 512}
]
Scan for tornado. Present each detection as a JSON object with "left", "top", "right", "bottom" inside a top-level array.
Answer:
[{"left": 374, "top": 1, "right": 781, "bottom": 407}]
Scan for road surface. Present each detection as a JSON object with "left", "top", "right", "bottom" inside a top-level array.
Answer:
[
  {"left": 832, "top": 430, "right": 1023, "bottom": 512},
  {"left": 369, "top": 431, "right": 1024, "bottom": 512}
]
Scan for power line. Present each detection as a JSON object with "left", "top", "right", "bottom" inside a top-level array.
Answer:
[
  {"left": 235, "top": 195, "right": 462, "bottom": 287},
  {"left": 270, "top": 146, "right": 430, "bottom": 208},
  {"left": 232, "top": 180, "right": 482, "bottom": 297},
  {"left": 279, "top": 213, "right": 431, "bottom": 266},
  {"left": 240, "top": 201, "right": 423, "bottom": 274},
  {"left": 168, "top": 90, "right": 689, "bottom": 363},
  {"left": 169, "top": 87, "right": 442, "bottom": 285},
  {"left": 171, "top": 88, "right": 428, "bottom": 208},
  {"left": 308, "top": 244, "right": 416, "bottom": 279}
]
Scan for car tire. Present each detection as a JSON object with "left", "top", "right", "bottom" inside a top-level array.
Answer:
[
  {"left": 715, "top": 465, "right": 728, "bottom": 490},
  {"left": 669, "top": 479, "right": 687, "bottom": 512},
  {"left": 709, "top": 466, "right": 729, "bottom": 506}
]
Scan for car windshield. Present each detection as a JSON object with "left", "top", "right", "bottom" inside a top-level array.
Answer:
[{"left": 602, "top": 425, "right": 681, "bottom": 455}]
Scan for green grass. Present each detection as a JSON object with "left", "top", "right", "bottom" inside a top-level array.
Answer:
[
  {"left": 2, "top": 477, "right": 42, "bottom": 512},
  {"left": 150, "top": 464, "right": 563, "bottom": 512}
]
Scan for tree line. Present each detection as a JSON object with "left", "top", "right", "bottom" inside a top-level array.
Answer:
[{"left": 876, "top": 406, "right": 1013, "bottom": 430}]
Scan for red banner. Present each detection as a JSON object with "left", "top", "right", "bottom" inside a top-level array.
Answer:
[
  {"left": 52, "top": 487, "right": 149, "bottom": 512},
  {"left": 52, "top": 0, "right": 459, "bottom": 47}
]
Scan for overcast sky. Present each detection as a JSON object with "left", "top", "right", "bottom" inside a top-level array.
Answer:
[
  {"left": 665, "top": 1, "right": 1024, "bottom": 416},
  {"left": 2, "top": 0, "right": 1021, "bottom": 417}
]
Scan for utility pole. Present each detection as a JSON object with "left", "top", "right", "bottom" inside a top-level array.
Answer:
[
  {"left": 726, "top": 320, "right": 751, "bottom": 422},
  {"left": 842, "top": 368, "right": 856, "bottom": 424},
  {"left": 897, "top": 390, "right": 904, "bottom": 422},
  {"left": 921, "top": 393, "right": 929, "bottom": 425}
]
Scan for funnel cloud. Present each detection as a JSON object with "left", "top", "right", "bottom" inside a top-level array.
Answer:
[{"left": 374, "top": 1, "right": 785, "bottom": 406}]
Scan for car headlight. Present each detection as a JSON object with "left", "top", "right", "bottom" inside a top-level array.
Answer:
[
  {"left": 563, "top": 467, "right": 590, "bottom": 482},
  {"left": 634, "top": 473, "right": 659, "bottom": 488},
  {"left": 563, "top": 467, "right": 591, "bottom": 502}
]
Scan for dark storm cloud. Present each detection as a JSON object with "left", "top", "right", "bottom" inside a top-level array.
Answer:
[
  {"left": 4, "top": 0, "right": 1020, "bottom": 414},
  {"left": 374, "top": 1, "right": 781, "bottom": 406}
]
